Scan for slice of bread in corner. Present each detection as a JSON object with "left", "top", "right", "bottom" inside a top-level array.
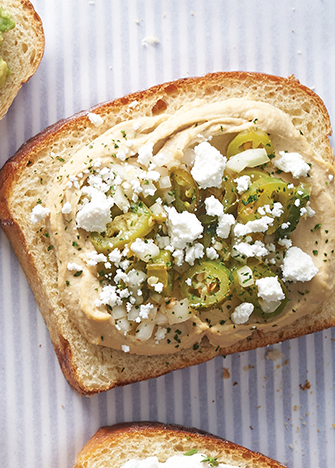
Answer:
[{"left": 0, "top": 0, "right": 44, "bottom": 119}]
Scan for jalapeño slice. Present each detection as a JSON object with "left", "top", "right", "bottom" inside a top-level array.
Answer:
[{"left": 180, "top": 260, "right": 232, "bottom": 309}]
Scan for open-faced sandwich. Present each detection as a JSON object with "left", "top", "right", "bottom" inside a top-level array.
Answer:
[
  {"left": 0, "top": 72, "right": 334, "bottom": 394},
  {"left": 74, "top": 422, "right": 285, "bottom": 468},
  {"left": 0, "top": 0, "right": 44, "bottom": 119}
]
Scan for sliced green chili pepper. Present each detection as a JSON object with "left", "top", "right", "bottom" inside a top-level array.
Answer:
[
  {"left": 203, "top": 175, "right": 238, "bottom": 214},
  {"left": 237, "top": 176, "right": 311, "bottom": 236},
  {"left": 146, "top": 250, "right": 173, "bottom": 296},
  {"left": 180, "top": 260, "right": 232, "bottom": 309},
  {"left": 170, "top": 167, "right": 199, "bottom": 213},
  {"left": 275, "top": 181, "right": 311, "bottom": 238},
  {"left": 237, "top": 176, "right": 293, "bottom": 235},
  {"left": 232, "top": 261, "right": 288, "bottom": 318},
  {"left": 227, "top": 129, "right": 275, "bottom": 158},
  {"left": 91, "top": 202, "right": 157, "bottom": 254}
]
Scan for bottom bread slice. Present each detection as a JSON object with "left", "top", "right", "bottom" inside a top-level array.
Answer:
[{"left": 74, "top": 422, "right": 285, "bottom": 468}]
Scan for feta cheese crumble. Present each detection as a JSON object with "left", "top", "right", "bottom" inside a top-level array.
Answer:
[
  {"left": 67, "top": 262, "right": 82, "bottom": 271},
  {"left": 231, "top": 302, "right": 254, "bottom": 324},
  {"left": 256, "top": 276, "right": 285, "bottom": 302},
  {"left": 76, "top": 188, "right": 113, "bottom": 232},
  {"left": 234, "top": 175, "right": 251, "bottom": 194},
  {"left": 234, "top": 216, "right": 274, "bottom": 237},
  {"left": 61, "top": 201, "right": 72, "bottom": 214},
  {"left": 191, "top": 142, "right": 227, "bottom": 189},
  {"left": 281, "top": 246, "right": 319, "bottom": 282},
  {"left": 165, "top": 206, "right": 203, "bottom": 249},
  {"left": 274, "top": 151, "right": 311, "bottom": 178},
  {"left": 31, "top": 205, "right": 50, "bottom": 224}
]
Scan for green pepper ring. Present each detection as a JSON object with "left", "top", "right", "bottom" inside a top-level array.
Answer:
[
  {"left": 227, "top": 129, "right": 275, "bottom": 158},
  {"left": 180, "top": 260, "right": 232, "bottom": 310}
]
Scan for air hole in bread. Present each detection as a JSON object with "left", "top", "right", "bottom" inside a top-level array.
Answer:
[
  {"left": 152, "top": 99, "right": 167, "bottom": 115},
  {"left": 21, "top": 42, "right": 28, "bottom": 53},
  {"left": 30, "top": 50, "right": 36, "bottom": 64},
  {"left": 163, "top": 84, "right": 178, "bottom": 96},
  {"left": 302, "top": 102, "right": 311, "bottom": 113}
]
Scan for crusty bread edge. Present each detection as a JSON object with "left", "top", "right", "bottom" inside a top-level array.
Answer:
[
  {"left": 0, "top": 71, "right": 334, "bottom": 395},
  {"left": 74, "top": 422, "right": 285, "bottom": 467}
]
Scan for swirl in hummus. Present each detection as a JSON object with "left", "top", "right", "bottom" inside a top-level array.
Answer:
[{"left": 36, "top": 98, "right": 335, "bottom": 355}]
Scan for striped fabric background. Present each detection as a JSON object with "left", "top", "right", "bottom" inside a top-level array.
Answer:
[{"left": 1, "top": 1, "right": 335, "bottom": 467}]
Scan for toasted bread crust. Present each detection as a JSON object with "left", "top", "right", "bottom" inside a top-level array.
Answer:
[
  {"left": 0, "top": 71, "right": 333, "bottom": 395},
  {"left": 0, "top": 0, "right": 45, "bottom": 119},
  {"left": 74, "top": 422, "right": 285, "bottom": 467}
]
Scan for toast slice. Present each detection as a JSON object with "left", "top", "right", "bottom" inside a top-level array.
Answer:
[
  {"left": 0, "top": 0, "right": 44, "bottom": 119},
  {"left": 0, "top": 72, "right": 333, "bottom": 395},
  {"left": 74, "top": 422, "right": 285, "bottom": 467}
]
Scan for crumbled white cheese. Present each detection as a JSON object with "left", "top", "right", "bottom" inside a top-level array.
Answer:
[
  {"left": 87, "top": 112, "right": 103, "bottom": 127},
  {"left": 76, "top": 188, "right": 113, "bottom": 232},
  {"left": 281, "top": 222, "right": 290, "bottom": 230},
  {"left": 67, "top": 262, "right": 82, "bottom": 271},
  {"left": 231, "top": 302, "right": 254, "bottom": 324},
  {"left": 153, "top": 282, "right": 164, "bottom": 293},
  {"left": 154, "top": 326, "right": 167, "bottom": 342},
  {"left": 138, "top": 143, "right": 154, "bottom": 167},
  {"left": 234, "top": 216, "right": 274, "bottom": 237},
  {"left": 205, "top": 196, "right": 224, "bottom": 217},
  {"left": 108, "top": 248, "right": 122, "bottom": 265},
  {"left": 233, "top": 240, "right": 268, "bottom": 258},
  {"left": 121, "top": 345, "right": 130, "bottom": 353},
  {"left": 256, "top": 276, "right": 285, "bottom": 302},
  {"left": 31, "top": 205, "right": 50, "bottom": 224},
  {"left": 300, "top": 207, "right": 307, "bottom": 217},
  {"left": 86, "top": 251, "right": 107, "bottom": 266},
  {"left": 277, "top": 238, "right": 292, "bottom": 249},
  {"left": 139, "top": 303, "right": 154, "bottom": 319},
  {"left": 165, "top": 206, "right": 203, "bottom": 249},
  {"left": 274, "top": 151, "right": 311, "bottom": 178},
  {"left": 234, "top": 175, "right": 251, "bottom": 194},
  {"left": 97, "top": 285, "right": 123, "bottom": 307},
  {"left": 191, "top": 142, "right": 226, "bottom": 189},
  {"left": 172, "top": 248, "right": 184, "bottom": 267},
  {"left": 306, "top": 201, "right": 315, "bottom": 218},
  {"left": 130, "top": 238, "right": 160, "bottom": 262},
  {"left": 116, "top": 150, "right": 128, "bottom": 161},
  {"left": 61, "top": 202, "right": 72, "bottom": 214},
  {"left": 204, "top": 195, "right": 235, "bottom": 238},
  {"left": 216, "top": 214, "right": 235, "bottom": 239},
  {"left": 258, "top": 203, "right": 283, "bottom": 218},
  {"left": 206, "top": 246, "right": 219, "bottom": 260},
  {"left": 281, "top": 246, "right": 319, "bottom": 282},
  {"left": 185, "top": 243, "right": 204, "bottom": 265}
]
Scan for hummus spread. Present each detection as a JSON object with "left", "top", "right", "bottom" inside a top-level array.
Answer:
[{"left": 43, "top": 98, "right": 335, "bottom": 355}]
